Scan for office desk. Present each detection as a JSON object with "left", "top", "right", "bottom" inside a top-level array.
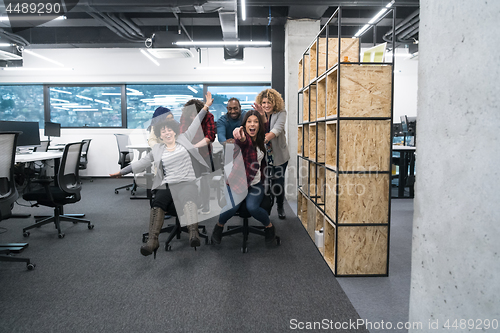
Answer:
[
  {"left": 126, "top": 144, "right": 152, "bottom": 200},
  {"left": 15, "top": 151, "right": 63, "bottom": 164},
  {"left": 392, "top": 145, "right": 416, "bottom": 199}
]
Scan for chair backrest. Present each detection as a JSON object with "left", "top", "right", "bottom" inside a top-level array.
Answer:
[
  {"left": 114, "top": 134, "right": 133, "bottom": 167},
  {"left": 34, "top": 140, "right": 49, "bottom": 152},
  {"left": 0, "top": 132, "right": 20, "bottom": 220},
  {"left": 79, "top": 139, "right": 91, "bottom": 169},
  {"left": 57, "top": 142, "right": 84, "bottom": 198}
]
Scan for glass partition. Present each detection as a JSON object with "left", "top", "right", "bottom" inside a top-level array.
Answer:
[{"left": 48, "top": 85, "right": 123, "bottom": 127}]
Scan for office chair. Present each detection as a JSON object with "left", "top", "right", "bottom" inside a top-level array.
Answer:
[
  {"left": 142, "top": 196, "right": 209, "bottom": 251},
  {"left": 79, "top": 139, "right": 92, "bottom": 182},
  {"left": 218, "top": 192, "right": 281, "bottom": 253},
  {"left": 114, "top": 134, "right": 136, "bottom": 195},
  {"left": 22, "top": 142, "right": 94, "bottom": 239},
  {"left": 33, "top": 140, "right": 50, "bottom": 152},
  {"left": 0, "top": 132, "right": 35, "bottom": 270}
]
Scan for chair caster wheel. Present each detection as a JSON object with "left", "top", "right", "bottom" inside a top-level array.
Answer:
[
  {"left": 88, "top": 224, "right": 94, "bottom": 230},
  {"left": 58, "top": 233, "right": 65, "bottom": 239},
  {"left": 276, "top": 236, "right": 281, "bottom": 246},
  {"left": 115, "top": 190, "right": 119, "bottom": 194},
  {"left": 142, "top": 236, "right": 148, "bottom": 243},
  {"left": 131, "top": 191, "right": 135, "bottom": 195},
  {"left": 27, "top": 263, "right": 36, "bottom": 270},
  {"left": 23, "top": 231, "right": 30, "bottom": 237},
  {"left": 126, "top": 187, "right": 130, "bottom": 191},
  {"left": 165, "top": 244, "right": 172, "bottom": 251},
  {"left": 241, "top": 247, "right": 248, "bottom": 253}
]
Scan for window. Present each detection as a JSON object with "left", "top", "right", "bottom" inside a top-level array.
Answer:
[
  {"left": 0, "top": 85, "right": 44, "bottom": 126},
  {"left": 126, "top": 84, "right": 203, "bottom": 129},
  {"left": 206, "top": 85, "right": 271, "bottom": 122},
  {"left": 48, "top": 85, "right": 122, "bottom": 127}
]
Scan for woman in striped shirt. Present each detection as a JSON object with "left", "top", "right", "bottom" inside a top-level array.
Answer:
[{"left": 110, "top": 92, "right": 213, "bottom": 258}]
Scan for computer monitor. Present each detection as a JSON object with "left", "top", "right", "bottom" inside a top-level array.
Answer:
[
  {"left": 45, "top": 122, "right": 61, "bottom": 137},
  {"left": 0, "top": 120, "right": 41, "bottom": 148}
]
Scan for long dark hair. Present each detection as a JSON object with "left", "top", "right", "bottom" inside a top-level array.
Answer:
[{"left": 241, "top": 110, "right": 266, "bottom": 153}]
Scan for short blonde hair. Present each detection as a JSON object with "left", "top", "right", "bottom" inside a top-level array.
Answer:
[{"left": 255, "top": 88, "right": 285, "bottom": 114}]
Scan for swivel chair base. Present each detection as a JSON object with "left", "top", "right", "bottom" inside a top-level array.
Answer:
[{"left": 222, "top": 217, "right": 281, "bottom": 253}]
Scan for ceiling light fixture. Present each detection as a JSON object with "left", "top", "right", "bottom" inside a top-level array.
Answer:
[
  {"left": 187, "top": 86, "right": 198, "bottom": 94},
  {"left": 0, "top": 43, "right": 13, "bottom": 47},
  {"left": 241, "top": 0, "right": 247, "bottom": 21},
  {"left": 23, "top": 49, "right": 65, "bottom": 67},
  {"left": 353, "top": 0, "right": 394, "bottom": 38},
  {"left": 140, "top": 49, "right": 160, "bottom": 66},
  {"left": 50, "top": 88, "right": 72, "bottom": 94},
  {"left": 175, "top": 41, "right": 271, "bottom": 46},
  {"left": 0, "top": 15, "right": 66, "bottom": 22}
]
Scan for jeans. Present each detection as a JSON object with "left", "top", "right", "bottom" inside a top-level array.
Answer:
[{"left": 218, "top": 182, "right": 270, "bottom": 227}]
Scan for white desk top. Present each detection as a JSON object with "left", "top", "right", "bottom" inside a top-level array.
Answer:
[
  {"left": 15, "top": 151, "right": 63, "bottom": 163},
  {"left": 392, "top": 145, "right": 416, "bottom": 151},
  {"left": 126, "top": 144, "right": 151, "bottom": 150}
]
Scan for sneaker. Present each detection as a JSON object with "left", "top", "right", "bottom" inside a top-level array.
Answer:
[
  {"left": 265, "top": 225, "right": 276, "bottom": 244},
  {"left": 211, "top": 224, "right": 224, "bottom": 244},
  {"left": 277, "top": 206, "right": 286, "bottom": 220}
]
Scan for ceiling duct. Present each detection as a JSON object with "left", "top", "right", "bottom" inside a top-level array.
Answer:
[
  {"left": 383, "top": 9, "right": 419, "bottom": 44},
  {"left": 218, "top": 6, "right": 241, "bottom": 59}
]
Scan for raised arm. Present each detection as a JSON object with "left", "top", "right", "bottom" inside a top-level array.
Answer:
[{"left": 183, "top": 91, "right": 214, "bottom": 143}]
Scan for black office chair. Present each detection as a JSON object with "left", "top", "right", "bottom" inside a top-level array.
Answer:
[
  {"left": 22, "top": 142, "right": 94, "bottom": 239},
  {"left": 142, "top": 196, "right": 209, "bottom": 251},
  {"left": 79, "top": 139, "right": 92, "bottom": 182},
  {"left": 219, "top": 192, "right": 281, "bottom": 253},
  {"left": 0, "top": 132, "right": 35, "bottom": 270},
  {"left": 114, "top": 134, "right": 136, "bottom": 195},
  {"left": 33, "top": 140, "right": 49, "bottom": 152}
]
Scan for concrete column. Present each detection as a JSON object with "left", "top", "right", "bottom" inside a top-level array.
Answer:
[
  {"left": 284, "top": 19, "right": 320, "bottom": 200},
  {"left": 409, "top": 1, "right": 500, "bottom": 331}
]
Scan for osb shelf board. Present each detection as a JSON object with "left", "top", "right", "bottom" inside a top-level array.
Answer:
[
  {"left": 325, "top": 122, "right": 337, "bottom": 168},
  {"left": 318, "top": 166, "right": 326, "bottom": 204},
  {"left": 317, "top": 76, "right": 326, "bottom": 119},
  {"left": 307, "top": 199, "right": 316, "bottom": 238},
  {"left": 303, "top": 125, "right": 309, "bottom": 158},
  {"left": 323, "top": 219, "right": 336, "bottom": 271},
  {"left": 325, "top": 169, "right": 337, "bottom": 222},
  {"left": 309, "top": 161, "right": 316, "bottom": 198},
  {"left": 303, "top": 87, "right": 310, "bottom": 122},
  {"left": 309, "top": 40, "right": 318, "bottom": 81},
  {"left": 338, "top": 65, "right": 392, "bottom": 118},
  {"left": 337, "top": 173, "right": 390, "bottom": 224},
  {"left": 317, "top": 122, "right": 325, "bottom": 163},
  {"left": 338, "top": 120, "right": 391, "bottom": 171},
  {"left": 326, "top": 70, "right": 338, "bottom": 118},
  {"left": 297, "top": 126, "right": 302, "bottom": 155},
  {"left": 336, "top": 225, "right": 388, "bottom": 275},
  {"left": 298, "top": 59, "right": 304, "bottom": 90},
  {"left": 309, "top": 123, "right": 316, "bottom": 161},
  {"left": 317, "top": 38, "right": 359, "bottom": 76},
  {"left": 310, "top": 85, "right": 317, "bottom": 122}
]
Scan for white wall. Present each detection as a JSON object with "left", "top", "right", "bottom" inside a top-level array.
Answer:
[
  {"left": 409, "top": 0, "right": 500, "bottom": 330},
  {"left": 3, "top": 47, "right": 272, "bottom": 176}
]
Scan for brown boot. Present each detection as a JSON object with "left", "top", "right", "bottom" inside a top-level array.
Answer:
[
  {"left": 184, "top": 201, "right": 200, "bottom": 248},
  {"left": 140, "top": 207, "right": 165, "bottom": 258}
]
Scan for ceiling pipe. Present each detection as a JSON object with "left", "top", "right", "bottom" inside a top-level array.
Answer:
[
  {"left": 0, "top": 29, "right": 30, "bottom": 47},
  {"left": 87, "top": 11, "right": 143, "bottom": 43},
  {"left": 383, "top": 8, "right": 419, "bottom": 44}
]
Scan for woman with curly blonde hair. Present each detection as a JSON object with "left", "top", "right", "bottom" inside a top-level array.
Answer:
[{"left": 252, "top": 88, "right": 290, "bottom": 219}]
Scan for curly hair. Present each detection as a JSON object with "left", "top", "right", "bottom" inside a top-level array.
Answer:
[
  {"left": 153, "top": 119, "right": 180, "bottom": 139},
  {"left": 255, "top": 88, "right": 285, "bottom": 114}
]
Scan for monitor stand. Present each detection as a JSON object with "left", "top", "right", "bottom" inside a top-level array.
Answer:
[{"left": 16, "top": 147, "right": 33, "bottom": 155}]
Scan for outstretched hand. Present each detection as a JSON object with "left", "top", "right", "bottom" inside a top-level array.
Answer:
[
  {"left": 109, "top": 172, "right": 122, "bottom": 178},
  {"left": 252, "top": 102, "right": 264, "bottom": 115},
  {"left": 205, "top": 91, "right": 214, "bottom": 108},
  {"left": 233, "top": 126, "right": 245, "bottom": 142}
]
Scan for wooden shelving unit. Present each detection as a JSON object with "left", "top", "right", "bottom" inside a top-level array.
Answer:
[{"left": 297, "top": 7, "right": 394, "bottom": 277}]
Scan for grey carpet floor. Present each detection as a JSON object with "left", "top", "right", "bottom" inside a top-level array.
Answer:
[{"left": 1, "top": 178, "right": 369, "bottom": 333}]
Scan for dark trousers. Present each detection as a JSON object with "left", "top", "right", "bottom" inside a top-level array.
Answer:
[
  {"left": 270, "top": 161, "right": 288, "bottom": 208},
  {"left": 151, "top": 181, "right": 198, "bottom": 215}
]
